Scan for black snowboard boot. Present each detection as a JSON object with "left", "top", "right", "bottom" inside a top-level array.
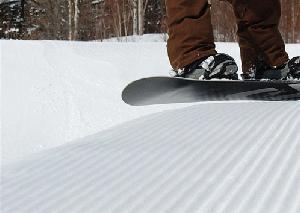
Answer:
[
  {"left": 242, "top": 56, "right": 300, "bottom": 80},
  {"left": 171, "top": 53, "right": 239, "bottom": 80}
]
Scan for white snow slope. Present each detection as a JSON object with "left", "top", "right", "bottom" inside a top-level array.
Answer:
[
  {"left": 1, "top": 37, "right": 300, "bottom": 212},
  {"left": 2, "top": 39, "right": 192, "bottom": 163}
]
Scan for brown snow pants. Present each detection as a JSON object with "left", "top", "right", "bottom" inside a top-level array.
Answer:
[{"left": 166, "top": 0, "right": 289, "bottom": 73}]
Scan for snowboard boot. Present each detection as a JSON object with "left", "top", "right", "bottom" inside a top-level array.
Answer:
[
  {"left": 170, "top": 53, "right": 239, "bottom": 80},
  {"left": 241, "top": 56, "right": 300, "bottom": 80}
]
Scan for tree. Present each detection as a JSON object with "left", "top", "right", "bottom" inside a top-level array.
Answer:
[
  {"left": 132, "top": 0, "right": 138, "bottom": 35},
  {"left": 138, "top": 0, "right": 148, "bottom": 35},
  {"left": 68, "top": 0, "right": 73, "bottom": 40},
  {"left": 1, "top": 0, "right": 299, "bottom": 42}
]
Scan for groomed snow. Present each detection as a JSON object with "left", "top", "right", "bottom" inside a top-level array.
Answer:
[
  {"left": 2, "top": 102, "right": 300, "bottom": 212},
  {"left": 1, "top": 36, "right": 300, "bottom": 212}
]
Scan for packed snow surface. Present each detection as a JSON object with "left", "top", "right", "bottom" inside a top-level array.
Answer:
[
  {"left": 1, "top": 36, "right": 300, "bottom": 212},
  {"left": 2, "top": 102, "right": 300, "bottom": 213}
]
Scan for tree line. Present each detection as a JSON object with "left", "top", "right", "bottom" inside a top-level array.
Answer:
[{"left": 1, "top": 0, "right": 300, "bottom": 43}]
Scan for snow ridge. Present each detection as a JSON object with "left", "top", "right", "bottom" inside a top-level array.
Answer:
[{"left": 2, "top": 102, "right": 300, "bottom": 213}]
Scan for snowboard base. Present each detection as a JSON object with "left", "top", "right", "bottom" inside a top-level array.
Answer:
[{"left": 122, "top": 77, "right": 300, "bottom": 106}]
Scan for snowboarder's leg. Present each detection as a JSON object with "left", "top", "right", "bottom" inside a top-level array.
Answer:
[
  {"left": 231, "top": 0, "right": 300, "bottom": 79},
  {"left": 230, "top": 0, "right": 289, "bottom": 72},
  {"left": 235, "top": 25, "right": 266, "bottom": 78},
  {"left": 166, "top": 0, "right": 238, "bottom": 80},
  {"left": 165, "top": 0, "right": 217, "bottom": 70}
]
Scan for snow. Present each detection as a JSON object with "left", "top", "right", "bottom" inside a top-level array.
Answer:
[
  {"left": 103, "top": 33, "right": 168, "bottom": 42},
  {"left": 2, "top": 39, "right": 204, "bottom": 164},
  {"left": 1, "top": 36, "right": 300, "bottom": 212},
  {"left": 2, "top": 102, "right": 300, "bottom": 212}
]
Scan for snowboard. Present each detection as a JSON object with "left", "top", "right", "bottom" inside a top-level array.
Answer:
[{"left": 122, "top": 77, "right": 300, "bottom": 106}]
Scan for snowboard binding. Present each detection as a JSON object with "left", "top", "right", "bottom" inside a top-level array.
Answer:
[
  {"left": 170, "top": 53, "right": 239, "bottom": 80},
  {"left": 241, "top": 56, "right": 300, "bottom": 81}
]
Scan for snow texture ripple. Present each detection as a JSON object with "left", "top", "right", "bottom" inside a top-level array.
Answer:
[{"left": 2, "top": 102, "right": 300, "bottom": 213}]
